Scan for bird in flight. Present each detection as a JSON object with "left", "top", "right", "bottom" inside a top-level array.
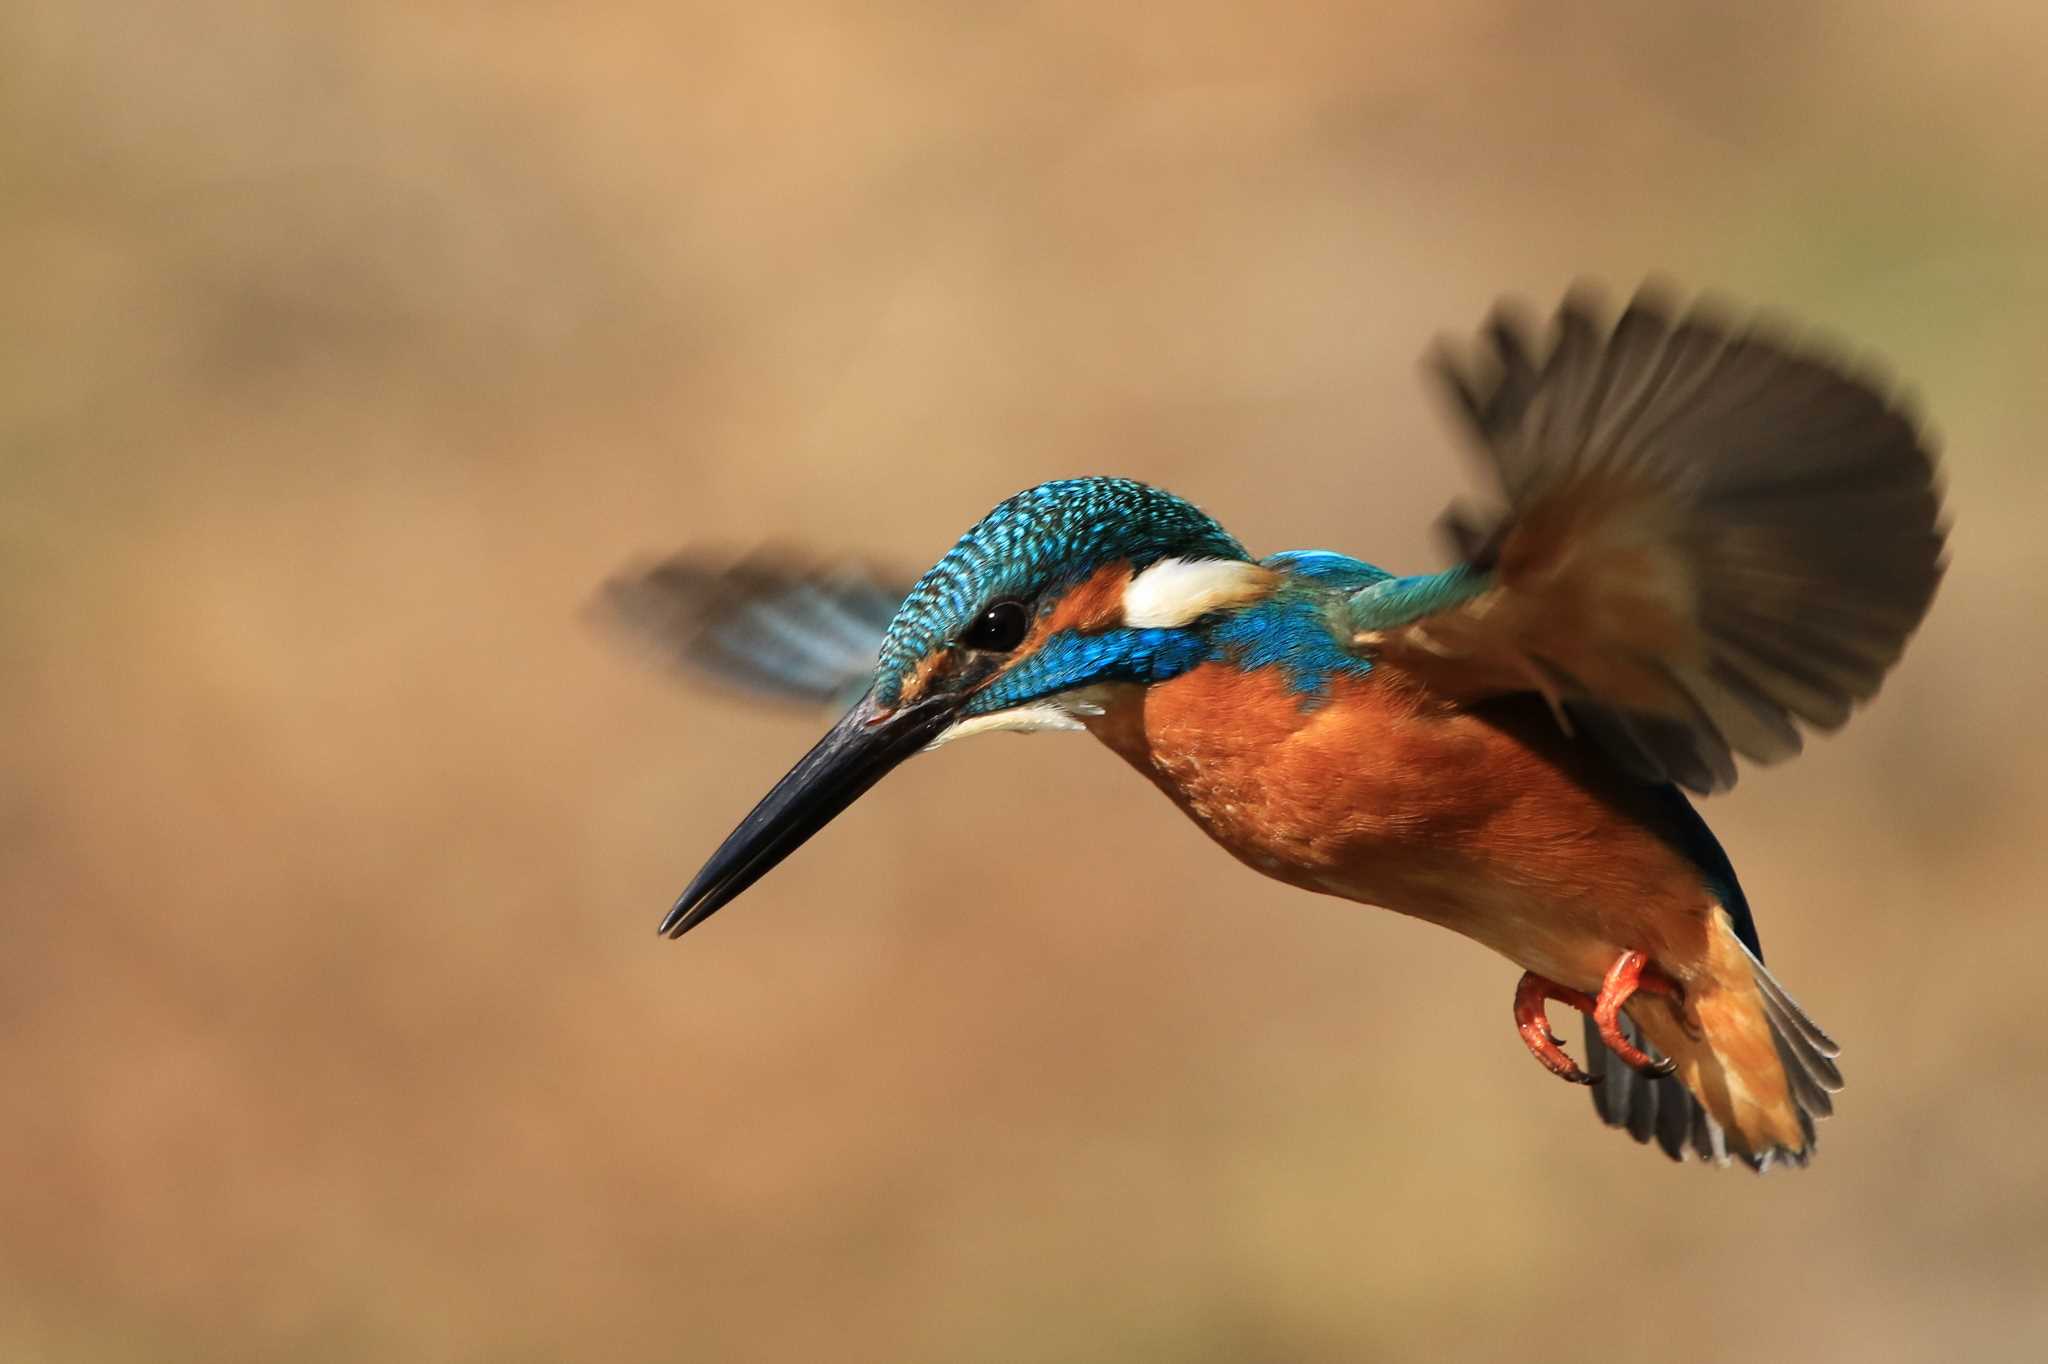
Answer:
[{"left": 599, "top": 286, "right": 1945, "bottom": 1170}]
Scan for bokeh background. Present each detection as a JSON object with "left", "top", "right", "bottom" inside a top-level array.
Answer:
[{"left": 6, "top": 2, "right": 2046, "bottom": 1360}]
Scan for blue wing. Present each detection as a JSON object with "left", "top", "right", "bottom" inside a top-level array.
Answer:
[{"left": 594, "top": 551, "right": 910, "bottom": 707}]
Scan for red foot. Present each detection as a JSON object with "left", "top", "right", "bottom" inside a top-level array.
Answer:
[
  {"left": 1512, "top": 950, "right": 1684, "bottom": 1084},
  {"left": 1513, "top": 972, "right": 1599, "bottom": 1083}
]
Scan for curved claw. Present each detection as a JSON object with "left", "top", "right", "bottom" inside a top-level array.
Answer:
[
  {"left": 1513, "top": 971, "right": 1597, "bottom": 1084},
  {"left": 1513, "top": 951, "right": 1689, "bottom": 1084},
  {"left": 1592, "top": 950, "right": 1682, "bottom": 1077}
]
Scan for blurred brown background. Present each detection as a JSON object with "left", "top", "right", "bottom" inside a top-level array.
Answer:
[{"left": 5, "top": 2, "right": 2045, "bottom": 1360}]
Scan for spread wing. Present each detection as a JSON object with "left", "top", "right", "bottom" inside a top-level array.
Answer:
[
  {"left": 593, "top": 551, "right": 910, "bottom": 707},
  {"left": 1348, "top": 286, "right": 1946, "bottom": 794}
]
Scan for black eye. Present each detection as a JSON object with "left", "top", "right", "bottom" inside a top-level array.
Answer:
[{"left": 960, "top": 599, "right": 1031, "bottom": 653}]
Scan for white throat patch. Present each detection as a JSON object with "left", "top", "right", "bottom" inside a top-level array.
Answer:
[
  {"left": 1121, "top": 557, "right": 1275, "bottom": 629},
  {"left": 925, "top": 690, "right": 1110, "bottom": 751}
]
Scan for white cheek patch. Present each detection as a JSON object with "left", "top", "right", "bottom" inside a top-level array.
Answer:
[{"left": 1121, "top": 558, "right": 1275, "bottom": 629}]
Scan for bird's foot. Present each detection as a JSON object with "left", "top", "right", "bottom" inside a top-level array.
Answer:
[
  {"left": 1513, "top": 972, "right": 1599, "bottom": 1083},
  {"left": 1512, "top": 950, "right": 1685, "bottom": 1084}
]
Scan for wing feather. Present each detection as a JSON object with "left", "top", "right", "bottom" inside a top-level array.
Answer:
[
  {"left": 1352, "top": 287, "right": 1946, "bottom": 793},
  {"left": 593, "top": 552, "right": 909, "bottom": 708}
]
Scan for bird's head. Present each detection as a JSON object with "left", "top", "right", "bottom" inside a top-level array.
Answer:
[{"left": 661, "top": 476, "right": 1279, "bottom": 937}]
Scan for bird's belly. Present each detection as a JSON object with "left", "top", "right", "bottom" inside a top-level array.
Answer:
[{"left": 1082, "top": 666, "right": 1718, "bottom": 991}]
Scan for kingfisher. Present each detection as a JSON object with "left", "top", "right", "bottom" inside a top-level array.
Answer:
[{"left": 600, "top": 287, "right": 1945, "bottom": 1170}]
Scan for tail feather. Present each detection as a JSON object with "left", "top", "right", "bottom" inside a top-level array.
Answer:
[
  {"left": 1588, "top": 1013, "right": 1726, "bottom": 1165},
  {"left": 1752, "top": 953, "right": 1844, "bottom": 1086},
  {"left": 1586, "top": 940, "right": 1842, "bottom": 1171}
]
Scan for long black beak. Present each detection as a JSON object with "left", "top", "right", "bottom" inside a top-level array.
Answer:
[{"left": 660, "top": 689, "right": 958, "bottom": 938}]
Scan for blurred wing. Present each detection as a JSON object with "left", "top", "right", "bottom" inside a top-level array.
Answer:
[
  {"left": 1349, "top": 286, "right": 1946, "bottom": 794},
  {"left": 593, "top": 551, "right": 910, "bottom": 708}
]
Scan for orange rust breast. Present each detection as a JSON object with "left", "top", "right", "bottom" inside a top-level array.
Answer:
[{"left": 1080, "top": 664, "right": 1721, "bottom": 990}]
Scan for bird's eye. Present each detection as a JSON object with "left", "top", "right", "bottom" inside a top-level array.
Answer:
[{"left": 961, "top": 599, "right": 1031, "bottom": 653}]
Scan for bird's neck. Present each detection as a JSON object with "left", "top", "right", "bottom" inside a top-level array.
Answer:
[{"left": 1194, "top": 591, "right": 1375, "bottom": 698}]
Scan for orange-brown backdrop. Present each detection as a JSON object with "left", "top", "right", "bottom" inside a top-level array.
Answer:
[{"left": 5, "top": 3, "right": 2045, "bottom": 1360}]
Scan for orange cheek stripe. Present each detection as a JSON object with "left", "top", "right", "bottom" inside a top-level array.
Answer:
[{"left": 1042, "top": 562, "right": 1133, "bottom": 636}]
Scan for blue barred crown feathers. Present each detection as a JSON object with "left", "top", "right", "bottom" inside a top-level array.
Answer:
[{"left": 874, "top": 478, "right": 1248, "bottom": 706}]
